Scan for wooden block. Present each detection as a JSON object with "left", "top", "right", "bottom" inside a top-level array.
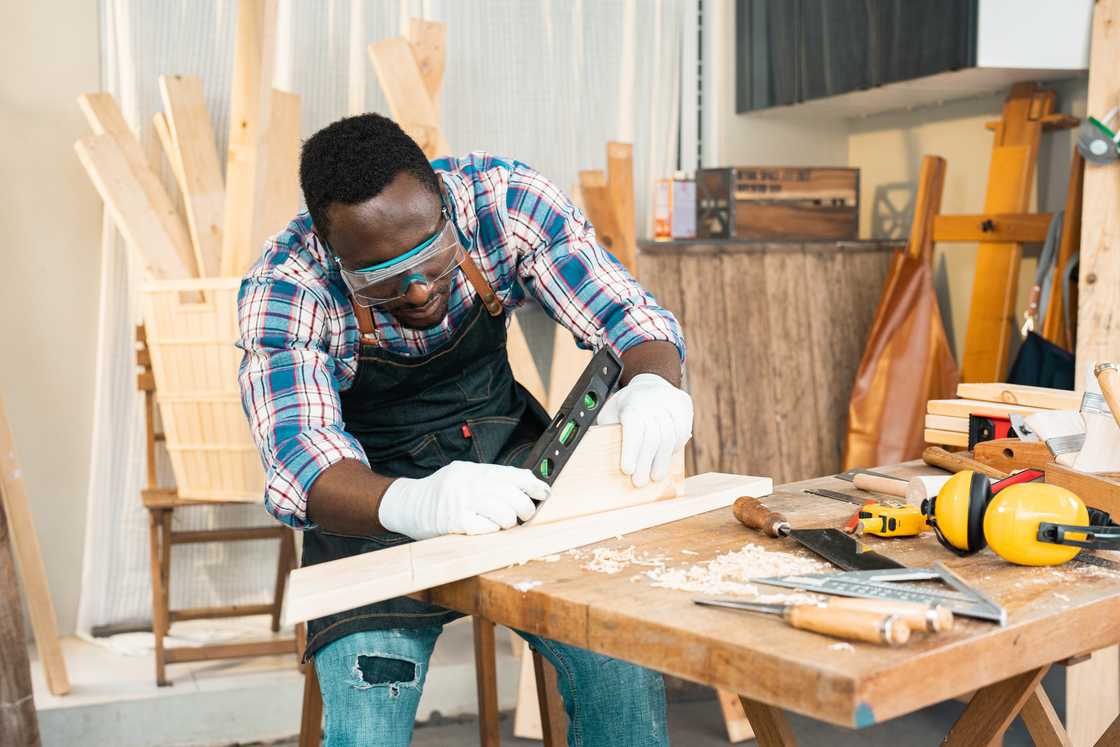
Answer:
[
  {"left": 606, "top": 142, "right": 637, "bottom": 275},
  {"left": 407, "top": 19, "right": 446, "bottom": 111},
  {"left": 0, "top": 397, "right": 70, "bottom": 696},
  {"left": 507, "top": 313, "right": 547, "bottom": 407},
  {"left": 973, "top": 438, "right": 1054, "bottom": 473},
  {"left": 158, "top": 74, "right": 225, "bottom": 277},
  {"left": 546, "top": 325, "right": 593, "bottom": 415},
  {"left": 528, "top": 425, "right": 685, "bottom": 525},
  {"left": 77, "top": 92, "right": 196, "bottom": 278},
  {"left": 924, "top": 428, "right": 969, "bottom": 448},
  {"left": 261, "top": 88, "right": 302, "bottom": 241},
  {"left": 283, "top": 472, "right": 771, "bottom": 625},
  {"left": 1078, "top": 0, "right": 1120, "bottom": 387},
  {"left": 578, "top": 169, "right": 626, "bottom": 264},
  {"left": 222, "top": 0, "right": 278, "bottom": 276},
  {"left": 927, "top": 398, "right": 1050, "bottom": 419},
  {"left": 924, "top": 414, "right": 968, "bottom": 433},
  {"left": 956, "top": 383, "right": 1081, "bottom": 411},
  {"left": 932, "top": 213, "right": 1053, "bottom": 243},
  {"left": 75, "top": 134, "right": 194, "bottom": 280},
  {"left": 368, "top": 36, "right": 450, "bottom": 158},
  {"left": 1044, "top": 462, "right": 1120, "bottom": 515}
]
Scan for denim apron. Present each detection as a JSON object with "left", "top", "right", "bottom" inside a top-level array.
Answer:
[{"left": 302, "top": 266, "right": 550, "bottom": 658}]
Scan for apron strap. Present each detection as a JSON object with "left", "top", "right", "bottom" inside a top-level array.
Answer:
[
  {"left": 352, "top": 301, "right": 379, "bottom": 344},
  {"left": 458, "top": 252, "right": 503, "bottom": 317}
]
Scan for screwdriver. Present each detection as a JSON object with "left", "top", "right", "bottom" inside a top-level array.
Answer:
[{"left": 694, "top": 597, "right": 912, "bottom": 646}]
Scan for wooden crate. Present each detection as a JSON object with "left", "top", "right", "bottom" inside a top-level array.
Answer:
[
  {"left": 142, "top": 278, "right": 263, "bottom": 502},
  {"left": 697, "top": 167, "right": 859, "bottom": 241}
]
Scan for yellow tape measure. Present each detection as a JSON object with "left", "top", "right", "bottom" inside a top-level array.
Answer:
[{"left": 856, "top": 502, "right": 927, "bottom": 538}]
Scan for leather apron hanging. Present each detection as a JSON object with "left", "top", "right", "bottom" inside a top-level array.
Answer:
[{"left": 301, "top": 255, "right": 550, "bottom": 658}]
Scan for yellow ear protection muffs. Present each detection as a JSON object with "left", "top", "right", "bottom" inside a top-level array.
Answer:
[{"left": 921, "top": 470, "right": 992, "bottom": 555}]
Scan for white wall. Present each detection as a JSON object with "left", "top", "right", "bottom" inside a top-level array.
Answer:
[{"left": 0, "top": 4, "right": 102, "bottom": 634}]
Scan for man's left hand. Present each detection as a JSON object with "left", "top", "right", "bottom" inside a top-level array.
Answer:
[{"left": 596, "top": 373, "right": 693, "bottom": 487}]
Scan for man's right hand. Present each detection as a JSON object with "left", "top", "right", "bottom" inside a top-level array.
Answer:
[{"left": 377, "top": 461, "right": 551, "bottom": 540}]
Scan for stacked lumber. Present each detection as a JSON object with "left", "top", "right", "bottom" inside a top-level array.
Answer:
[{"left": 925, "top": 383, "right": 1081, "bottom": 447}]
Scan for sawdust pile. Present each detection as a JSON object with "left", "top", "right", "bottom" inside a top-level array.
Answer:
[
  {"left": 574, "top": 545, "right": 671, "bottom": 574},
  {"left": 644, "top": 543, "right": 830, "bottom": 596}
]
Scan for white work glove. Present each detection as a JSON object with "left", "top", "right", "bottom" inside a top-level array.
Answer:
[
  {"left": 596, "top": 373, "right": 693, "bottom": 487},
  {"left": 378, "top": 461, "right": 551, "bottom": 540}
]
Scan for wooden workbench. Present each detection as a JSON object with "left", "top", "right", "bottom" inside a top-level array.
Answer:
[{"left": 427, "top": 463, "right": 1120, "bottom": 744}]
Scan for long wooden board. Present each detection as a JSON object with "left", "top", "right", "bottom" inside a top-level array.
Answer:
[
  {"left": 926, "top": 398, "right": 1050, "bottom": 419},
  {"left": 1077, "top": 0, "right": 1120, "bottom": 389},
  {"left": 407, "top": 18, "right": 446, "bottom": 113},
  {"left": 260, "top": 88, "right": 302, "bottom": 243},
  {"left": 955, "top": 383, "right": 1081, "bottom": 411},
  {"left": 507, "top": 313, "right": 547, "bottom": 406},
  {"left": 578, "top": 169, "right": 625, "bottom": 265},
  {"left": 606, "top": 142, "right": 637, "bottom": 275},
  {"left": 368, "top": 36, "right": 450, "bottom": 159},
  {"left": 0, "top": 397, "right": 69, "bottom": 696},
  {"left": 158, "top": 74, "right": 225, "bottom": 278},
  {"left": 283, "top": 472, "right": 770, "bottom": 625},
  {"left": 924, "top": 428, "right": 969, "bottom": 447}
]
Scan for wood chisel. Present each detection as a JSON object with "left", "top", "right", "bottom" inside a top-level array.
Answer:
[
  {"left": 732, "top": 496, "right": 905, "bottom": 571},
  {"left": 693, "top": 597, "right": 912, "bottom": 646}
]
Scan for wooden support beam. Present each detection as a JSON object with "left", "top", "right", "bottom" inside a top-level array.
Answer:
[
  {"left": 158, "top": 74, "right": 225, "bottom": 277},
  {"left": 1077, "top": 0, "right": 1120, "bottom": 387},
  {"left": 472, "top": 617, "right": 501, "bottom": 747},
  {"left": 533, "top": 649, "right": 568, "bottom": 747},
  {"left": 932, "top": 213, "right": 1053, "bottom": 244},
  {"left": 984, "top": 113, "right": 1080, "bottom": 131},
  {"left": 0, "top": 492, "right": 41, "bottom": 744},
  {"left": 718, "top": 691, "right": 756, "bottom": 743},
  {"left": 738, "top": 697, "right": 798, "bottom": 747},
  {"left": 606, "top": 142, "right": 638, "bottom": 275},
  {"left": 221, "top": 0, "right": 278, "bottom": 276},
  {"left": 1021, "top": 686, "right": 1072, "bottom": 747},
  {"left": 1041, "top": 152, "right": 1084, "bottom": 349},
  {"left": 284, "top": 472, "right": 770, "bottom": 625},
  {"left": 260, "top": 88, "right": 302, "bottom": 241},
  {"left": 943, "top": 666, "right": 1048, "bottom": 746},
  {"left": 0, "top": 397, "right": 70, "bottom": 696}
]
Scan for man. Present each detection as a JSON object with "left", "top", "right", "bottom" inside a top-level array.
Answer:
[{"left": 238, "top": 113, "right": 692, "bottom": 746}]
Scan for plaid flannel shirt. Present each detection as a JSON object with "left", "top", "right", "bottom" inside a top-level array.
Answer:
[{"left": 237, "top": 153, "right": 685, "bottom": 529}]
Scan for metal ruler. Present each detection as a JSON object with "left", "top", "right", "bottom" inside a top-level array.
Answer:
[
  {"left": 803, "top": 488, "right": 867, "bottom": 506},
  {"left": 758, "top": 561, "right": 1007, "bottom": 625}
]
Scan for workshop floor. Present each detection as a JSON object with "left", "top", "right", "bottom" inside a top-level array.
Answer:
[{"left": 267, "top": 668, "right": 1063, "bottom": 746}]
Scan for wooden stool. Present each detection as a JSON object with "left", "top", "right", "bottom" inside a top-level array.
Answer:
[{"left": 138, "top": 325, "right": 299, "bottom": 686}]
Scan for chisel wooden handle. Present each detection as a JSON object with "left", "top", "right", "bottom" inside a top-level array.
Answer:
[
  {"left": 1095, "top": 363, "right": 1120, "bottom": 430},
  {"left": 853, "top": 473, "right": 908, "bottom": 497},
  {"left": 922, "top": 446, "right": 1007, "bottom": 479},
  {"left": 733, "top": 496, "right": 789, "bottom": 538},
  {"left": 826, "top": 598, "right": 953, "bottom": 633},
  {"left": 785, "top": 605, "right": 911, "bottom": 646}
]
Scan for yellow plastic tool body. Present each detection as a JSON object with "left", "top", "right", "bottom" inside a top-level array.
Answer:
[{"left": 857, "top": 502, "right": 928, "bottom": 537}]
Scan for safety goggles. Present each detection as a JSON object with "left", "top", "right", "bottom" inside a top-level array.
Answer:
[{"left": 332, "top": 208, "right": 464, "bottom": 307}]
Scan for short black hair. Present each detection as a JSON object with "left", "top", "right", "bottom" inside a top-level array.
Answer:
[{"left": 299, "top": 113, "right": 441, "bottom": 238}]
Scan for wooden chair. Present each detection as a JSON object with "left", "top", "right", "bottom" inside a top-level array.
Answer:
[{"left": 137, "top": 324, "right": 299, "bottom": 686}]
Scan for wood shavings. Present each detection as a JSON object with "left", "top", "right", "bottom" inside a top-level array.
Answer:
[
  {"left": 680, "top": 549, "right": 699, "bottom": 556},
  {"left": 645, "top": 543, "right": 830, "bottom": 596},
  {"left": 829, "top": 642, "right": 855, "bottom": 652},
  {"left": 579, "top": 545, "right": 670, "bottom": 574},
  {"left": 539, "top": 554, "right": 562, "bottom": 563},
  {"left": 513, "top": 580, "right": 542, "bottom": 592}
]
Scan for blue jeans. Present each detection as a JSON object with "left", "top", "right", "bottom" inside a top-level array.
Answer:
[{"left": 314, "top": 625, "right": 668, "bottom": 746}]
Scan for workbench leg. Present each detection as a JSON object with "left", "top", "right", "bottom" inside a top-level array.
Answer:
[
  {"left": 717, "top": 690, "right": 755, "bottom": 743},
  {"left": 1067, "top": 646, "right": 1120, "bottom": 746},
  {"left": 299, "top": 661, "right": 323, "bottom": 747},
  {"left": 942, "top": 666, "right": 1048, "bottom": 746},
  {"left": 472, "top": 617, "right": 500, "bottom": 747},
  {"left": 1094, "top": 714, "right": 1120, "bottom": 747},
  {"left": 270, "top": 529, "right": 294, "bottom": 633},
  {"left": 1021, "top": 685, "right": 1072, "bottom": 747},
  {"left": 738, "top": 696, "right": 798, "bottom": 747},
  {"left": 147, "top": 508, "right": 170, "bottom": 687},
  {"left": 533, "top": 649, "right": 568, "bottom": 747}
]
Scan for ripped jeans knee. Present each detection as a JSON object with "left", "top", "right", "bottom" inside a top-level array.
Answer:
[{"left": 347, "top": 652, "right": 422, "bottom": 698}]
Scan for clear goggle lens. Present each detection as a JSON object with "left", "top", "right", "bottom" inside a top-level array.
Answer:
[{"left": 336, "top": 217, "right": 463, "bottom": 307}]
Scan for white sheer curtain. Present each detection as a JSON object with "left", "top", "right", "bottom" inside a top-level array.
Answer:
[{"left": 79, "top": 0, "right": 686, "bottom": 631}]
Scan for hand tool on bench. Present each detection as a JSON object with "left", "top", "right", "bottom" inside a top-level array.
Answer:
[
  {"left": 923, "top": 446, "right": 1008, "bottom": 479},
  {"left": 759, "top": 561, "right": 1007, "bottom": 625},
  {"left": 733, "top": 496, "right": 905, "bottom": 571},
  {"left": 697, "top": 595, "right": 952, "bottom": 634},
  {"left": 803, "top": 487, "right": 868, "bottom": 506},
  {"left": 693, "top": 597, "right": 912, "bottom": 646}
]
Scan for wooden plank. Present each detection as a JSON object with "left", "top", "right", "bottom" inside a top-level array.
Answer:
[
  {"left": 221, "top": 0, "right": 278, "bottom": 276},
  {"left": 973, "top": 439, "right": 1054, "bottom": 473},
  {"left": 546, "top": 325, "right": 593, "bottom": 415},
  {"left": 606, "top": 142, "right": 638, "bottom": 275},
  {"left": 923, "top": 428, "right": 969, "bottom": 447},
  {"left": 1044, "top": 463, "right": 1120, "bottom": 515},
  {"left": 528, "top": 425, "right": 685, "bottom": 525},
  {"left": 299, "top": 664, "right": 323, "bottom": 747},
  {"left": 961, "top": 83, "right": 1056, "bottom": 382},
  {"left": 513, "top": 641, "right": 543, "bottom": 739},
  {"left": 507, "top": 313, "right": 547, "bottom": 407},
  {"left": 717, "top": 690, "right": 756, "bottom": 743},
  {"left": 1078, "top": 0, "right": 1120, "bottom": 388},
  {"left": 926, "top": 398, "right": 1050, "bottom": 419},
  {"left": 284, "top": 472, "right": 770, "bottom": 625},
  {"left": 472, "top": 617, "right": 500, "bottom": 747},
  {"left": 158, "top": 74, "right": 225, "bottom": 277},
  {"left": 260, "top": 88, "right": 302, "bottom": 242},
  {"left": 738, "top": 697, "right": 798, "bottom": 747},
  {"left": 0, "top": 397, "right": 70, "bottom": 696},
  {"left": 943, "top": 666, "right": 1048, "bottom": 746},
  {"left": 932, "top": 213, "right": 1053, "bottom": 243},
  {"left": 407, "top": 18, "right": 446, "bottom": 113},
  {"left": 955, "top": 383, "right": 1081, "bottom": 411},
  {"left": 152, "top": 112, "right": 188, "bottom": 203},
  {"left": 368, "top": 36, "right": 450, "bottom": 159},
  {"left": 1067, "top": 646, "right": 1120, "bottom": 747},
  {"left": 924, "top": 414, "right": 968, "bottom": 432},
  {"left": 1041, "top": 152, "right": 1084, "bottom": 349},
  {"left": 0, "top": 489, "right": 41, "bottom": 744},
  {"left": 77, "top": 92, "right": 197, "bottom": 278},
  {"left": 1021, "top": 686, "right": 1073, "bottom": 747},
  {"left": 533, "top": 648, "right": 568, "bottom": 747},
  {"left": 1095, "top": 714, "right": 1120, "bottom": 747},
  {"left": 578, "top": 169, "right": 627, "bottom": 267}
]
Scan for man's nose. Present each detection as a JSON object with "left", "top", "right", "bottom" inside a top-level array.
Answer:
[{"left": 403, "top": 275, "right": 431, "bottom": 305}]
